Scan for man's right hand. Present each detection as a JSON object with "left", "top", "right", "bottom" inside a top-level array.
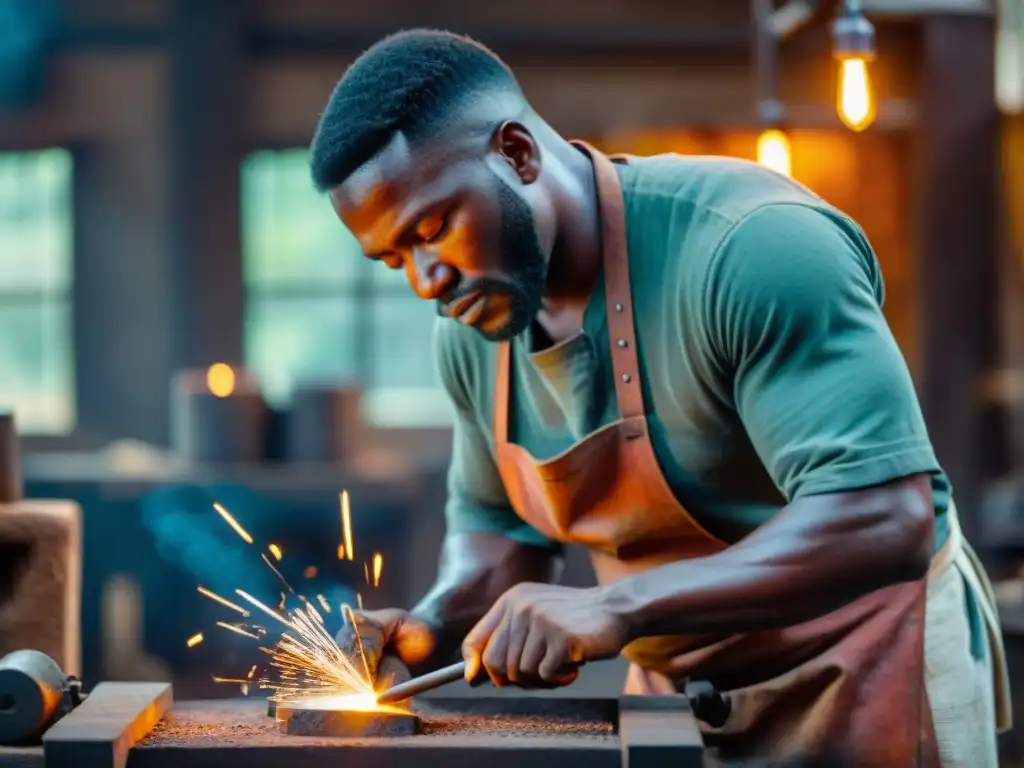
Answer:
[{"left": 335, "top": 608, "right": 440, "bottom": 686}]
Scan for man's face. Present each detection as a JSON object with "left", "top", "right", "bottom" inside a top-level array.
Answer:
[{"left": 329, "top": 132, "right": 548, "bottom": 342}]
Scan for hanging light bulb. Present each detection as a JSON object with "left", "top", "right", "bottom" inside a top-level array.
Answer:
[
  {"left": 832, "top": 2, "right": 877, "bottom": 132},
  {"left": 757, "top": 129, "right": 792, "bottom": 177}
]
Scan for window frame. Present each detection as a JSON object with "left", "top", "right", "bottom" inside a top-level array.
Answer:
[
  {"left": 239, "top": 147, "right": 451, "bottom": 429},
  {"left": 0, "top": 142, "right": 82, "bottom": 447}
]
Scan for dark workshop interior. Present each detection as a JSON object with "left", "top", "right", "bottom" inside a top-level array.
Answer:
[{"left": 2, "top": 0, "right": 1024, "bottom": 765}]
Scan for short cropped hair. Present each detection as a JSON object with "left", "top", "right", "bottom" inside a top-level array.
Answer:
[{"left": 309, "top": 29, "right": 522, "bottom": 192}]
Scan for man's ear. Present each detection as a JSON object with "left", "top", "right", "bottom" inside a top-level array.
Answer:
[{"left": 493, "top": 121, "right": 541, "bottom": 184}]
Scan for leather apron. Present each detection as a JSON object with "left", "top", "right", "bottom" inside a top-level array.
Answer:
[{"left": 493, "top": 142, "right": 944, "bottom": 766}]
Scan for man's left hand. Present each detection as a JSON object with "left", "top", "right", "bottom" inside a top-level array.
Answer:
[{"left": 461, "top": 582, "right": 631, "bottom": 688}]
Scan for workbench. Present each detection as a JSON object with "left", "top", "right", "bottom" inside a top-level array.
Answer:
[{"left": 0, "top": 682, "right": 704, "bottom": 768}]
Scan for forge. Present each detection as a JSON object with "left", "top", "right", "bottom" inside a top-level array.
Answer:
[{"left": 2, "top": 682, "right": 705, "bottom": 768}]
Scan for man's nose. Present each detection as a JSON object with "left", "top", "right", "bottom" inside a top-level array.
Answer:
[{"left": 409, "top": 249, "right": 457, "bottom": 301}]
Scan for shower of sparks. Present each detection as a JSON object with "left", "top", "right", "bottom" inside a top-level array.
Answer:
[
  {"left": 197, "top": 586, "right": 250, "bottom": 617},
  {"left": 268, "top": 601, "right": 376, "bottom": 703},
  {"left": 213, "top": 502, "right": 253, "bottom": 544},
  {"left": 190, "top": 490, "right": 385, "bottom": 708},
  {"left": 216, "top": 622, "right": 260, "bottom": 640},
  {"left": 340, "top": 491, "right": 355, "bottom": 561}
]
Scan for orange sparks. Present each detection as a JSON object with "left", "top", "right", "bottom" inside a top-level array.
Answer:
[
  {"left": 197, "top": 586, "right": 250, "bottom": 617},
  {"left": 316, "top": 594, "right": 331, "bottom": 613},
  {"left": 340, "top": 490, "right": 354, "bottom": 561},
  {"left": 216, "top": 622, "right": 260, "bottom": 640},
  {"left": 357, "top": 592, "right": 364, "bottom": 610},
  {"left": 364, "top": 562, "right": 370, "bottom": 585},
  {"left": 186, "top": 632, "right": 204, "bottom": 648},
  {"left": 268, "top": 544, "right": 283, "bottom": 561},
  {"left": 372, "top": 553, "right": 383, "bottom": 588},
  {"left": 304, "top": 566, "right": 318, "bottom": 579},
  {"left": 212, "top": 676, "right": 250, "bottom": 684},
  {"left": 248, "top": 665, "right": 258, "bottom": 680},
  {"left": 236, "top": 589, "right": 294, "bottom": 629},
  {"left": 214, "top": 502, "right": 253, "bottom": 544},
  {"left": 337, "top": 544, "right": 345, "bottom": 560}
]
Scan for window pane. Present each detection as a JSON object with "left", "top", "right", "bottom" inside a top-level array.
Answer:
[
  {"left": 244, "top": 295, "right": 362, "bottom": 407},
  {"left": 0, "top": 149, "right": 73, "bottom": 292},
  {"left": 0, "top": 299, "right": 75, "bottom": 434},
  {"left": 241, "top": 149, "right": 368, "bottom": 288},
  {"left": 366, "top": 296, "right": 451, "bottom": 427}
]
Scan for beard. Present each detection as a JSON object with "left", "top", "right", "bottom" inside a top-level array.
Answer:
[{"left": 436, "top": 175, "right": 547, "bottom": 342}]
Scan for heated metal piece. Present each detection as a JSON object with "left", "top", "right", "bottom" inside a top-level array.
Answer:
[
  {"left": 276, "top": 702, "right": 419, "bottom": 737},
  {"left": 0, "top": 650, "right": 78, "bottom": 745},
  {"left": 375, "top": 660, "right": 467, "bottom": 706}
]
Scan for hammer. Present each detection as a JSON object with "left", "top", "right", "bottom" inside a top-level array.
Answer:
[{"left": 375, "top": 661, "right": 467, "bottom": 706}]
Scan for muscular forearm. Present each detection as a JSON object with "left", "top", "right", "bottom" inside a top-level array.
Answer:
[
  {"left": 411, "top": 531, "right": 562, "bottom": 666},
  {"left": 605, "top": 474, "right": 934, "bottom": 640}
]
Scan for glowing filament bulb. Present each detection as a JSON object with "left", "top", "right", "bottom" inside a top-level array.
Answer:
[
  {"left": 756, "top": 129, "right": 791, "bottom": 177},
  {"left": 837, "top": 57, "right": 876, "bottom": 132}
]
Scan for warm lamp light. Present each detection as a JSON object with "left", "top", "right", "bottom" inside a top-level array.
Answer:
[
  {"left": 837, "top": 57, "right": 876, "bottom": 132},
  {"left": 832, "top": 2, "right": 877, "bottom": 132},
  {"left": 756, "top": 129, "right": 792, "bottom": 177},
  {"left": 206, "top": 363, "right": 236, "bottom": 398}
]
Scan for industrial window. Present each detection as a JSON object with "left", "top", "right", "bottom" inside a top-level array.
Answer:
[
  {"left": 240, "top": 148, "right": 450, "bottom": 428},
  {"left": 0, "top": 149, "right": 75, "bottom": 434}
]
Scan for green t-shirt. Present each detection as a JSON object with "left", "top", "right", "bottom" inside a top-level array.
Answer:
[{"left": 435, "top": 153, "right": 952, "bottom": 554}]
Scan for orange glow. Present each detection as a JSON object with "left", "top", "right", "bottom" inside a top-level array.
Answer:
[
  {"left": 756, "top": 130, "right": 792, "bottom": 177},
  {"left": 304, "top": 565, "right": 318, "bottom": 579},
  {"left": 292, "top": 693, "right": 383, "bottom": 712},
  {"left": 206, "top": 363, "right": 236, "bottom": 397},
  {"left": 268, "top": 544, "right": 283, "bottom": 561},
  {"left": 837, "top": 57, "right": 876, "bottom": 132},
  {"left": 337, "top": 544, "right": 345, "bottom": 560}
]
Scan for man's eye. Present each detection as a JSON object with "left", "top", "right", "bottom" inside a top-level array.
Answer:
[{"left": 420, "top": 216, "right": 449, "bottom": 243}]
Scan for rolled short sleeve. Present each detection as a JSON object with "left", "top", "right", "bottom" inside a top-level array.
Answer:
[
  {"left": 435, "top": 321, "right": 559, "bottom": 549},
  {"left": 704, "top": 204, "right": 940, "bottom": 500}
]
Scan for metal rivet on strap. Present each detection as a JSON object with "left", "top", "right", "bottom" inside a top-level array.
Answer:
[
  {"left": 617, "top": 339, "right": 628, "bottom": 348},
  {"left": 622, "top": 373, "right": 631, "bottom": 383},
  {"left": 615, "top": 303, "right": 624, "bottom": 313}
]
